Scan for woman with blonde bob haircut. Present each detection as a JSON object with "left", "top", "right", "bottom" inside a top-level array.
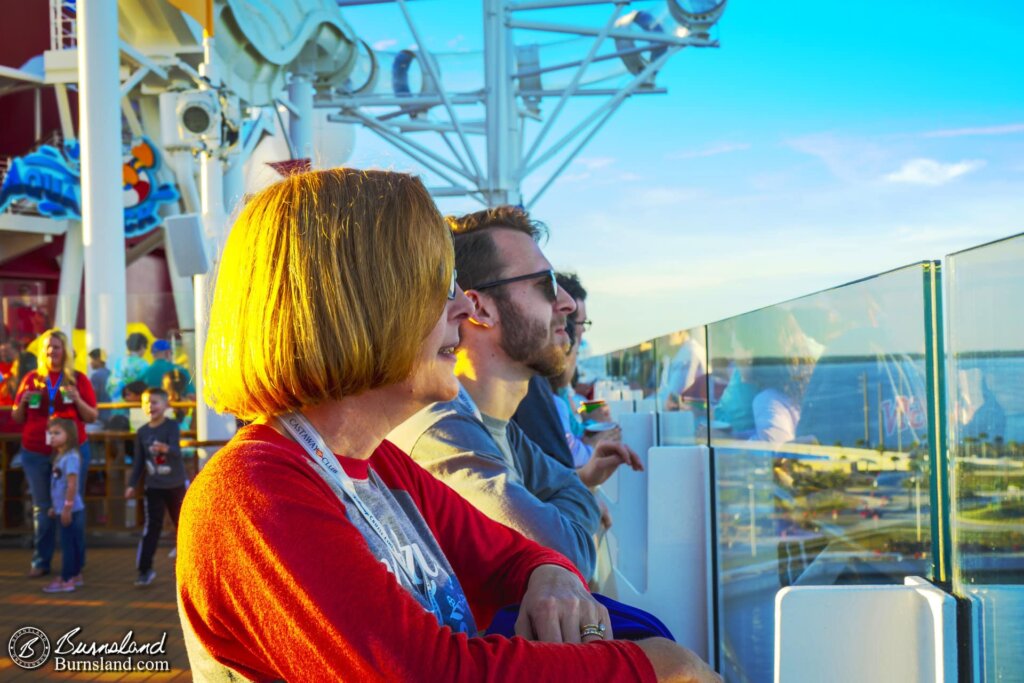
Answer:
[
  {"left": 203, "top": 168, "right": 454, "bottom": 420},
  {"left": 13, "top": 328, "right": 98, "bottom": 578},
  {"left": 177, "top": 168, "right": 709, "bottom": 682}
]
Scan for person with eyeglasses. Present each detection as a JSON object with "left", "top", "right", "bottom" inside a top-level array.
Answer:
[
  {"left": 176, "top": 173, "right": 718, "bottom": 682},
  {"left": 516, "top": 272, "right": 621, "bottom": 471},
  {"left": 388, "top": 207, "right": 645, "bottom": 582}
]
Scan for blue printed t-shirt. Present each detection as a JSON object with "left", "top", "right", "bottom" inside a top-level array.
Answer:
[
  {"left": 313, "top": 459, "right": 475, "bottom": 635},
  {"left": 51, "top": 450, "right": 85, "bottom": 513}
]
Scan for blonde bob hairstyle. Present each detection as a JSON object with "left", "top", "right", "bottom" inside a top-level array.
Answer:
[
  {"left": 35, "top": 329, "right": 77, "bottom": 387},
  {"left": 204, "top": 168, "right": 454, "bottom": 421}
]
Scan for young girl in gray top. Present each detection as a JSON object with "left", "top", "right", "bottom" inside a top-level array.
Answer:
[{"left": 43, "top": 417, "right": 86, "bottom": 593}]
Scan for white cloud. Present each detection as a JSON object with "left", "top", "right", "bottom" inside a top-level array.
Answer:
[
  {"left": 667, "top": 142, "right": 750, "bottom": 160},
  {"left": 785, "top": 132, "right": 891, "bottom": 183},
  {"left": 556, "top": 157, "right": 619, "bottom": 183},
  {"left": 923, "top": 123, "right": 1024, "bottom": 138},
  {"left": 884, "top": 158, "right": 985, "bottom": 185},
  {"left": 446, "top": 34, "right": 466, "bottom": 49},
  {"left": 372, "top": 39, "right": 398, "bottom": 51}
]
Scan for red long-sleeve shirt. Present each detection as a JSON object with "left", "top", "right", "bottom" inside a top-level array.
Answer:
[
  {"left": 177, "top": 424, "right": 655, "bottom": 681},
  {"left": 15, "top": 370, "right": 96, "bottom": 453}
]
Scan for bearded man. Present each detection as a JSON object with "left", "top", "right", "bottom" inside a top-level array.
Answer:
[{"left": 389, "top": 207, "right": 640, "bottom": 578}]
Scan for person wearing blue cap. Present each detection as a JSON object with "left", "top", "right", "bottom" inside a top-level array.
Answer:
[{"left": 142, "top": 339, "right": 193, "bottom": 395}]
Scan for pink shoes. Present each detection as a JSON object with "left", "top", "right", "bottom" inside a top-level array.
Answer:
[{"left": 42, "top": 579, "right": 76, "bottom": 593}]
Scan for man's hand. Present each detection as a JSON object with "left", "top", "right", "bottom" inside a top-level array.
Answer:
[
  {"left": 582, "top": 425, "right": 621, "bottom": 447},
  {"left": 60, "top": 506, "right": 72, "bottom": 527},
  {"left": 635, "top": 638, "right": 722, "bottom": 682},
  {"left": 598, "top": 498, "right": 613, "bottom": 530},
  {"left": 515, "top": 564, "right": 612, "bottom": 643},
  {"left": 124, "top": 486, "right": 136, "bottom": 499},
  {"left": 577, "top": 441, "right": 643, "bottom": 488}
]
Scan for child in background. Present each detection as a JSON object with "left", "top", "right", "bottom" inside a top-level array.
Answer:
[
  {"left": 42, "top": 418, "right": 86, "bottom": 593},
  {"left": 125, "top": 388, "right": 185, "bottom": 586}
]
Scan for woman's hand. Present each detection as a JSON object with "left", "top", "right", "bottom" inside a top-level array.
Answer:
[
  {"left": 635, "top": 638, "right": 722, "bottom": 682},
  {"left": 515, "top": 564, "right": 612, "bottom": 643},
  {"left": 11, "top": 391, "right": 32, "bottom": 423},
  {"left": 69, "top": 383, "right": 99, "bottom": 423},
  {"left": 60, "top": 505, "right": 72, "bottom": 527},
  {"left": 48, "top": 507, "right": 56, "bottom": 518}
]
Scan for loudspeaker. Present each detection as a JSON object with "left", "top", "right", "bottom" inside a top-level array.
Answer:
[
  {"left": 159, "top": 91, "right": 222, "bottom": 149},
  {"left": 163, "top": 213, "right": 210, "bottom": 276}
]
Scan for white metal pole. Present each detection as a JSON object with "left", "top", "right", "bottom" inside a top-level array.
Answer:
[
  {"left": 288, "top": 64, "right": 315, "bottom": 163},
  {"left": 79, "top": 0, "right": 127, "bottom": 368},
  {"left": 166, "top": 151, "right": 199, "bottom": 334},
  {"left": 483, "top": 0, "right": 521, "bottom": 206},
  {"left": 55, "top": 220, "right": 84, "bottom": 338},
  {"left": 194, "top": 35, "right": 237, "bottom": 466}
]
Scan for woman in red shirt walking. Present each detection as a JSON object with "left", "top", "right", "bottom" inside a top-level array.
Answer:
[{"left": 13, "top": 328, "right": 98, "bottom": 577}]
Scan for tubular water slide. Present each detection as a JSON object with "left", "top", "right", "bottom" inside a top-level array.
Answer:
[
  {"left": 118, "top": 0, "right": 702, "bottom": 129},
  {"left": 119, "top": 0, "right": 370, "bottom": 108}
]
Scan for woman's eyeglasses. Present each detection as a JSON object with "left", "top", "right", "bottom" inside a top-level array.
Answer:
[
  {"left": 471, "top": 269, "right": 558, "bottom": 302},
  {"left": 574, "top": 318, "right": 593, "bottom": 330},
  {"left": 448, "top": 269, "right": 458, "bottom": 300}
]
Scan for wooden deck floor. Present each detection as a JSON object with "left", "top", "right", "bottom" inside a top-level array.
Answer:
[{"left": 0, "top": 541, "right": 190, "bottom": 681}]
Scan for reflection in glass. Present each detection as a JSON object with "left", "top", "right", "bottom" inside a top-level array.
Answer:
[
  {"left": 608, "top": 341, "right": 658, "bottom": 406},
  {"left": 709, "top": 265, "right": 935, "bottom": 683},
  {"left": 656, "top": 327, "right": 709, "bottom": 444},
  {"left": 947, "top": 233, "right": 1024, "bottom": 680}
]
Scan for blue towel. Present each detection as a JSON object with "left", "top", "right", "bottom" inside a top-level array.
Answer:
[{"left": 485, "top": 593, "right": 675, "bottom": 641}]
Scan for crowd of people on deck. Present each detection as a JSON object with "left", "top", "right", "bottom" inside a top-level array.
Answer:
[
  {"left": 0, "top": 325, "right": 196, "bottom": 593},
  {"left": 3, "top": 167, "right": 722, "bottom": 681}
]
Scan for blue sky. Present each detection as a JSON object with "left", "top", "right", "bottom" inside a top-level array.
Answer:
[{"left": 337, "top": 0, "right": 1024, "bottom": 353}]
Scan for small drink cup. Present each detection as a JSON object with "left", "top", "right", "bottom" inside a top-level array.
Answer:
[
  {"left": 60, "top": 386, "right": 73, "bottom": 404},
  {"left": 580, "top": 399, "right": 607, "bottom": 415},
  {"left": 27, "top": 391, "right": 42, "bottom": 409}
]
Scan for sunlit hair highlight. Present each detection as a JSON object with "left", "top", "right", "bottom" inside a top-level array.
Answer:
[{"left": 204, "top": 168, "right": 454, "bottom": 421}]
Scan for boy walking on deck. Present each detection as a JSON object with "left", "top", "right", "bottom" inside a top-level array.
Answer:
[{"left": 125, "top": 388, "right": 185, "bottom": 587}]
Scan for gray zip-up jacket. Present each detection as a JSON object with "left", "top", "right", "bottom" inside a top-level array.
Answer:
[{"left": 388, "top": 386, "right": 600, "bottom": 578}]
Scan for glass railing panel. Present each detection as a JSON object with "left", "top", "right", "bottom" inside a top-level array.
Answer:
[
  {"left": 604, "top": 341, "right": 658, "bottom": 408},
  {"left": 947, "top": 233, "right": 1024, "bottom": 680},
  {"left": 576, "top": 347, "right": 608, "bottom": 388},
  {"left": 654, "top": 326, "right": 709, "bottom": 445},
  {"left": 708, "top": 263, "right": 936, "bottom": 683}
]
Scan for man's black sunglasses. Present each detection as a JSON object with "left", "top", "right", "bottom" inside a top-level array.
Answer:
[{"left": 471, "top": 269, "right": 558, "bottom": 302}]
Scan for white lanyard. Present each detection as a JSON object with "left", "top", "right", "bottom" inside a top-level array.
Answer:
[
  {"left": 276, "top": 412, "right": 404, "bottom": 558},
  {"left": 276, "top": 412, "right": 439, "bottom": 616}
]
